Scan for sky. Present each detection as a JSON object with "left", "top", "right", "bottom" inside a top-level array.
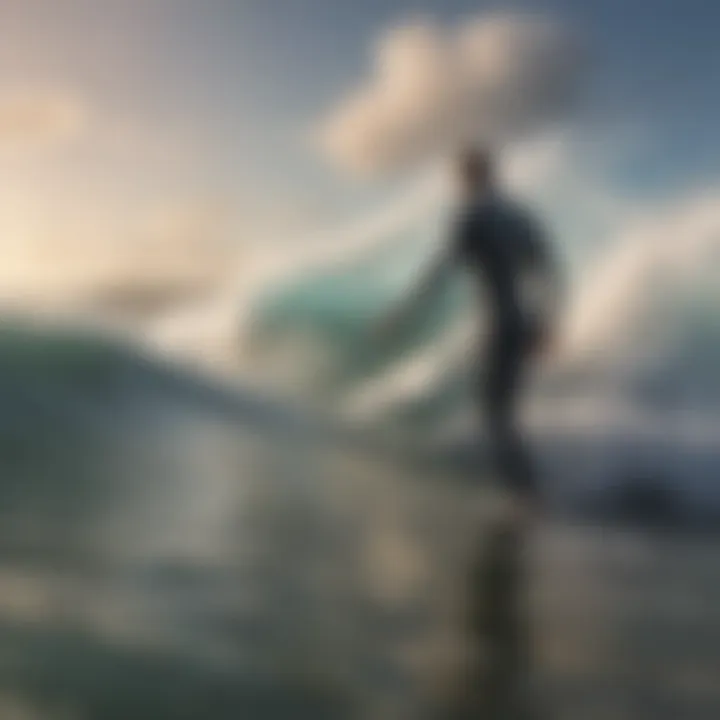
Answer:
[{"left": 0, "top": 0, "right": 719, "bottom": 345}]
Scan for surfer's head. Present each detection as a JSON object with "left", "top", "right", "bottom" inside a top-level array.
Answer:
[{"left": 455, "top": 146, "right": 495, "bottom": 198}]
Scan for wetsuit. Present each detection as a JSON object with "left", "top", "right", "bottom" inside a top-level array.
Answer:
[{"left": 452, "top": 194, "right": 557, "bottom": 499}]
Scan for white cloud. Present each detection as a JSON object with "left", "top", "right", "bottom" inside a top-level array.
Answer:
[
  {"left": 316, "top": 14, "right": 583, "bottom": 175},
  {"left": 0, "top": 87, "right": 88, "bottom": 150}
]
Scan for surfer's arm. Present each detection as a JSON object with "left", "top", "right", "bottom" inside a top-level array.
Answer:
[
  {"left": 372, "top": 209, "right": 468, "bottom": 341},
  {"left": 373, "top": 249, "right": 454, "bottom": 341}
]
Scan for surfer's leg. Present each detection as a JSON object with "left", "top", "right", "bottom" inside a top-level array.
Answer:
[{"left": 481, "top": 340, "right": 536, "bottom": 500}]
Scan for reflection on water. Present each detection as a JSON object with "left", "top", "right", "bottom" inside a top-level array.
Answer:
[{"left": 1, "top": 327, "right": 719, "bottom": 719}]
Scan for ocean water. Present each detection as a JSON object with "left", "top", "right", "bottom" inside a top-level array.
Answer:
[{"left": 0, "top": 324, "right": 719, "bottom": 719}]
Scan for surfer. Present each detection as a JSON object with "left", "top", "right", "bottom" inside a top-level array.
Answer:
[{"left": 375, "top": 147, "right": 562, "bottom": 515}]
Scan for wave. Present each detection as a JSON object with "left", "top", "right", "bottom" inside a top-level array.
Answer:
[
  {"left": 4, "top": 179, "right": 720, "bottom": 531},
  {"left": 236, "top": 214, "right": 720, "bottom": 440}
]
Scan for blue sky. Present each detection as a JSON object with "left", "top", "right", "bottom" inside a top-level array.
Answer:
[
  {"left": 3, "top": 0, "right": 719, "bottom": 199},
  {"left": 0, "top": 0, "right": 718, "bottom": 315}
]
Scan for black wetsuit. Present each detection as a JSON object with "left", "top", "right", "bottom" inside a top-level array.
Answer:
[{"left": 452, "top": 195, "right": 555, "bottom": 499}]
